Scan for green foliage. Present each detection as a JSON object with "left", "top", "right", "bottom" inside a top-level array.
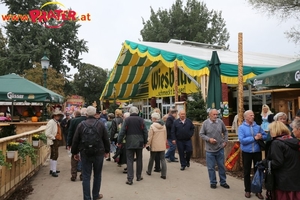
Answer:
[
  {"left": 38, "top": 132, "right": 47, "bottom": 145},
  {"left": 0, "top": 0, "right": 88, "bottom": 75},
  {"left": 17, "top": 141, "right": 37, "bottom": 165},
  {"left": 24, "top": 66, "right": 65, "bottom": 96},
  {"left": 73, "top": 63, "right": 107, "bottom": 106},
  {"left": 141, "top": 0, "right": 230, "bottom": 46},
  {"left": 247, "top": 0, "right": 300, "bottom": 44},
  {"left": 186, "top": 88, "right": 207, "bottom": 122},
  {"left": 0, "top": 150, "right": 12, "bottom": 169},
  {"left": 0, "top": 124, "right": 16, "bottom": 138},
  {"left": 107, "top": 103, "right": 119, "bottom": 114}
]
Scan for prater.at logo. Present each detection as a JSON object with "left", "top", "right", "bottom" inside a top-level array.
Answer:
[
  {"left": 295, "top": 71, "right": 300, "bottom": 82},
  {"left": 7, "top": 92, "right": 24, "bottom": 99},
  {"left": 1, "top": 1, "right": 91, "bottom": 29}
]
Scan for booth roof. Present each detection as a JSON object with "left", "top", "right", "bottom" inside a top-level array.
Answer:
[
  {"left": 100, "top": 39, "right": 297, "bottom": 101},
  {"left": 0, "top": 74, "right": 64, "bottom": 103}
]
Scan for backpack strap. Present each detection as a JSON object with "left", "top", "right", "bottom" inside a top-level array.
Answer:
[{"left": 82, "top": 120, "right": 99, "bottom": 129}]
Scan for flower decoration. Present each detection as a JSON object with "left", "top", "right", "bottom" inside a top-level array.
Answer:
[
  {"left": 32, "top": 134, "right": 40, "bottom": 141},
  {"left": 7, "top": 142, "right": 20, "bottom": 151}
]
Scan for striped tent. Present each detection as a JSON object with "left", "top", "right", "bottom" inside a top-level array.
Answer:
[{"left": 100, "top": 40, "right": 296, "bottom": 101}]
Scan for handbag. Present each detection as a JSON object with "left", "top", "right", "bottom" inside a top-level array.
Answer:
[
  {"left": 265, "top": 160, "right": 275, "bottom": 191},
  {"left": 251, "top": 166, "right": 263, "bottom": 193},
  {"left": 256, "top": 139, "right": 266, "bottom": 151}
]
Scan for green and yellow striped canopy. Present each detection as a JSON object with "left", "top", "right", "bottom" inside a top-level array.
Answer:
[{"left": 100, "top": 40, "right": 296, "bottom": 101}]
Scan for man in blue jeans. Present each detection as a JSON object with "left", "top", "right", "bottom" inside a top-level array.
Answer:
[
  {"left": 199, "top": 109, "right": 230, "bottom": 189},
  {"left": 72, "top": 106, "right": 110, "bottom": 200},
  {"left": 165, "top": 109, "right": 178, "bottom": 162}
]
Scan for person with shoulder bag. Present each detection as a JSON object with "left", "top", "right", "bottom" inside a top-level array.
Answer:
[
  {"left": 238, "top": 110, "right": 267, "bottom": 199},
  {"left": 259, "top": 120, "right": 300, "bottom": 200}
]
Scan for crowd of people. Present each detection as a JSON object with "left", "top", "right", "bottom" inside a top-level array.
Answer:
[{"left": 44, "top": 105, "right": 300, "bottom": 200}]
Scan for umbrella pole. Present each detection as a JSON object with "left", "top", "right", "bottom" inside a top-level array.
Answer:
[
  {"left": 238, "top": 32, "right": 244, "bottom": 126},
  {"left": 174, "top": 61, "right": 179, "bottom": 102}
]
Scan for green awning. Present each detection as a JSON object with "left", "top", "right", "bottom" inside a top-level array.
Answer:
[
  {"left": 0, "top": 74, "right": 64, "bottom": 103},
  {"left": 247, "top": 60, "right": 300, "bottom": 88}
]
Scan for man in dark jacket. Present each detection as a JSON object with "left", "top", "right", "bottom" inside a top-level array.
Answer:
[
  {"left": 117, "top": 106, "right": 148, "bottom": 185},
  {"left": 72, "top": 106, "right": 110, "bottom": 200},
  {"left": 165, "top": 109, "right": 178, "bottom": 162},
  {"left": 171, "top": 110, "right": 194, "bottom": 171},
  {"left": 67, "top": 108, "right": 87, "bottom": 181}
]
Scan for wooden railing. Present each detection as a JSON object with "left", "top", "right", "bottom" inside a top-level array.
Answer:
[{"left": 0, "top": 126, "right": 49, "bottom": 200}]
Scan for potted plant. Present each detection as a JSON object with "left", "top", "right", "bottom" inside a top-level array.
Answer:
[
  {"left": 32, "top": 134, "right": 40, "bottom": 147},
  {"left": 6, "top": 141, "right": 20, "bottom": 161},
  {"left": 0, "top": 150, "right": 12, "bottom": 169}
]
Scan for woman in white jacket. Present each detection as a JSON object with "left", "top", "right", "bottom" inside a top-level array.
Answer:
[{"left": 146, "top": 112, "right": 167, "bottom": 179}]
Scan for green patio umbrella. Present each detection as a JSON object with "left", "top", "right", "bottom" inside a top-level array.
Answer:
[{"left": 207, "top": 51, "right": 222, "bottom": 113}]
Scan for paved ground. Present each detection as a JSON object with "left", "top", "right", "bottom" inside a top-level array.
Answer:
[{"left": 25, "top": 147, "right": 249, "bottom": 200}]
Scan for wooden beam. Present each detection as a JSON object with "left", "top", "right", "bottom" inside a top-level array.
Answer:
[
  {"left": 174, "top": 61, "right": 179, "bottom": 102},
  {"left": 238, "top": 33, "right": 244, "bottom": 126},
  {"left": 252, "top": 88, "right": 300, "bottom": 94}
]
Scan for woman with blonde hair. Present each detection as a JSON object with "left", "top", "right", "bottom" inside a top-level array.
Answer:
[
  {"left": 261, "top": 104, "right": 273, "bottom": 131},
  {"left": 262, "top": 121, "right": 300, "bottom": 200}
]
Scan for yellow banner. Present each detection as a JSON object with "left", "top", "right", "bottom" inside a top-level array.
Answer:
[{"left": 148, "top": 66, "right": 199, "bottom": 97}]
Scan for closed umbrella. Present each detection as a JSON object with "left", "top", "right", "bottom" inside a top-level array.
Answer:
[{"left": 207, "top": 51, "right": 222, "bottom": 113}]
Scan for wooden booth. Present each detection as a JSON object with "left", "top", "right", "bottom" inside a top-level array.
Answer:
[{"left": 254, "top": 88, "right": 300, "bottom": 121}]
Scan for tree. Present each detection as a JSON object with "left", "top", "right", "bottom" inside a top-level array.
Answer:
[
  {"left": 140, "top": 0, "right": 230, "bottom": 46},
  {"left": 23, "top": 64, "right": 65, "bottom": 96},
  {"left": 186, "top": 88, "right": 207, "bottom": 121},
  {"left": 247, "top": 0, "right": 300, "bottom": 44},
  {"left": 1, "top": 0, "right": 88, "bottom": 74},
  {"left": 0, "top": 28, "right": 9, "bottom": 75},
  {"left": 73, "top": 63, "right": 107, "bottom": 107}
]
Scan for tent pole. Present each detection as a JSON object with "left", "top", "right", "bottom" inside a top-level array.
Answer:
[
  {"left": 174, "top": 61, "right": 179, "bottom": 102},
  {"left": 238, "top": 32, "right": 244, "bottom": 126},
  {"left": 248, "top": 85, "right": 252, "bottom": 110},
  {"left": 177, "top": 66, "right": 201, "bottom": 88}
]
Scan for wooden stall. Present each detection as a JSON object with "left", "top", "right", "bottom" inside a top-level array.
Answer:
[{"left": 253, "top": 88, "right": 300, "bottom": 121}]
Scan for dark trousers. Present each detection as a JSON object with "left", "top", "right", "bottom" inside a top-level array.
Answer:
[
  {"left": 126, "top": 149, "right": 143, "bottom": 181},
  {"left": 81, "top": 154, "right": 104, "bottom": 200},
  {"left": 155, "top": 154, "right": 160, "bottom": 170},
  {"left": 147, "top": 151, "right": 167, "bottom": 176},
  {"left": 176, "top": 140, "right": 192, "bottom": 167},
  {"left": 242, "top": 151, "right": 262, "bottom": 192},
  {"left": 71, "top": 155, "right": 80, "bottom": 178},
  {"left": 50, "top": 140, "right": 59, "bottom": 160}
]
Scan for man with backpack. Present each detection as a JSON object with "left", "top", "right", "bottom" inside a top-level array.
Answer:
[{"left": 72, "top": 106, "right": 110, "bottom": 200}]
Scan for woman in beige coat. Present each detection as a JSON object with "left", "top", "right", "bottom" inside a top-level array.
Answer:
[{"left": 146, "top": 112, "right": 167, "bottom": 179}]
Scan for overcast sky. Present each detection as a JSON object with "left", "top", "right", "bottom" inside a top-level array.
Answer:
[{"left": 0, "top": 0, "right": 299, "bottom": 74}]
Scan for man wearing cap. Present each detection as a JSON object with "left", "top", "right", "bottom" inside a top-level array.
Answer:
[
  {"left": 117, "top": 106, "right": 148, "bottom": 185},
  {"left": 72, "top": 106, "right": 110, "bottom": 200},
  {"left": 45, "top": 110, "right": 64, "bottom": 177}
]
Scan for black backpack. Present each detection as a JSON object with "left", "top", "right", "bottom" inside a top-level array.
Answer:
[{"left": 81, "top": 120, "right": 100, "bottom": 157}]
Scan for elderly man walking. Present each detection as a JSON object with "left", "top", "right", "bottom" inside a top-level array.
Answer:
[
  {"left": 199, "top": 109, "right": 230, "bottom": 189},
  {"left": 171, "top": 110, "right": 194, "bottom": 171},
  {"left": 72, "top": 106, "right": 110, "bottom": 200},
  {"left": 117, "top": 106, "right": 148, "bottom": 185}
]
